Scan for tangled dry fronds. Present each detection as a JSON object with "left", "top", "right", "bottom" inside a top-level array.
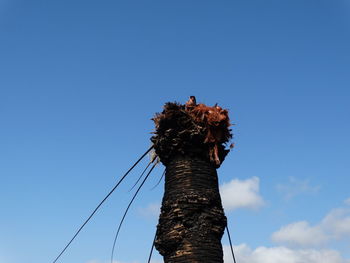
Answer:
[{"left": 151, "top": 96, "right": 233, "bottom": 168}]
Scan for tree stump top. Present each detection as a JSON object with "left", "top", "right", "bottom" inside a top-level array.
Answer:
[{"left": 151, "top": 96, "right": 233, "bottom": 168}]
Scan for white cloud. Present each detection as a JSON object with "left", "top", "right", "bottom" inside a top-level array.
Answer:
[
  {"left": 344, "top": 198, "right": 350, "bottom": 206},
  {"left": 271, "top": 221, "right": 327, "bottom": 247},
  {"left": 220, "top": 177, "right": 264, "bottom": 211},
  {"left": 271, "top": 199, "right": 350, "bottom": 248},
  {"left": 276, "top": 176, "right": 320, "bottom": 200},
  {"left": 138, "top": 202, "right": 161, "bottom": 218},
  {"left": 321, "top": 207, "right": 350, "bottom": 239},
  {"left": 223, "top": 244, "right": 350, "bottom": 263}
]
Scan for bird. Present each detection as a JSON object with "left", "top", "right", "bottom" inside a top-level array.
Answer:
[{"left": 185, "top": 96, "right": 197, "bottom": 110}]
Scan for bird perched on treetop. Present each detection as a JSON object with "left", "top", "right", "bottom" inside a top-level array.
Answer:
[{"left": 185, "top": 96, "right": 197, "bottom": 110}]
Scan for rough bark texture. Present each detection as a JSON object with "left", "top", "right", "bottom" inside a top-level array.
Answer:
[
  {"left": 152, "top": 98, "right": 232, "bottom": 263},
  {"left": 155, "top": 155, "right": 226, "bottom": 263}
]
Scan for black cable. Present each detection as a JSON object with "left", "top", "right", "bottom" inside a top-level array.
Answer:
[
  {"left": 150, "top": 168, "right": 165, "bottom": 190},
  {"left": 128, "top": 161, "right": 152, "bottom": 192},
  {"left": 226, "top": 225, "right": 237, "bottom": 263},
  {"left": 110, "top": 162, "right": 157, "bottom": 263},
  {"left": 147, "top": 231, "right": 157, "bottom": 263},
  {"left": 52, "top": 145, "right": 154, "bottom": 263}
]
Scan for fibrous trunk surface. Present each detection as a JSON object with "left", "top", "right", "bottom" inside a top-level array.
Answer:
[
  {"left": 155, "top": 155, "right": 226, "bottom": 263},
  {"left": 152, "top": 97, "right": 233, "bottom": 263}
]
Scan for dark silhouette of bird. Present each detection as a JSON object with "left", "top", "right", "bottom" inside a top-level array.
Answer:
[{"left": 185, "top": 96, "right": 197, "bottom": 110}]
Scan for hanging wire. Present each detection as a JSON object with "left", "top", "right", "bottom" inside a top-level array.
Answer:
[
  {"left": 52, "top": 145, "right": 154, "bottom": 263},
  {"left": 150, "top": 168, "right": 165, "bottom": 190},
  {"left": 226, "top": 225, "right": 237, "bottom": 263},
  {"left": 147, "top": 231, "right": 157, "bottom": 263},
  {"left": 128, "top": 161, "right": 152, "bottom": 192},
  {"left": 110, "top": 162, "right": 157, "bottom": 263}
]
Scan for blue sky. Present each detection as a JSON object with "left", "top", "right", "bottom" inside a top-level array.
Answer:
[{"left": 1, "top": 0, "right": 350, "bottom": 262}]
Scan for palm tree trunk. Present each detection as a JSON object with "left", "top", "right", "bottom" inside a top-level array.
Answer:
[
  {"left": 155, "top": 155, "right": 226, "bottom": 263},
  {"left": 152, "top": 98, "right": 232, "bottom": 263}
]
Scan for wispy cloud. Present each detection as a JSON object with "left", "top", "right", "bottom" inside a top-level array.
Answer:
[
  {"left": 276, "top": 176, "right": 320, "bottom": 200},
  {"left": 223, "top": 244, "right": 350, "bottom": 263},
  {"left": 138, "top": 202, "right": 161, "bottom": 218},
  {"left": 220, "top": 177, "right": 265, "bottom": 211},
  {"left": 271, "top": 198, "right": 350, "bottom": 248},
  {"left": 271, "top": 221, "right": 327, "bottom": 247},
  {"left": 321, "top": 207, "right": 350, "bottom": 239}
]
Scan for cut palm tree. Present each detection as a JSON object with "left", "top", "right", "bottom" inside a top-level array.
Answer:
[{"left": 151, "top": 96, "right": 233, "bottom": 263}]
